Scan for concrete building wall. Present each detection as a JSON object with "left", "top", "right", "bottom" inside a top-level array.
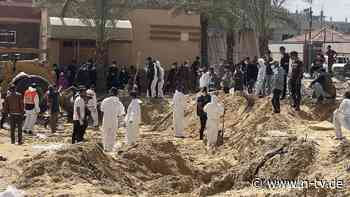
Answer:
[
  {"left": 48, "top": 39, "right": 60, "bottom": 64},
  {"left": 0, "top": 23, "right": 40, "bottom": 49},
  {"left": 129, "top": 9, "right": 200, "bottom": 67},
  {"left": 108, "top": 41, "right": 132, "bottom": 66}
]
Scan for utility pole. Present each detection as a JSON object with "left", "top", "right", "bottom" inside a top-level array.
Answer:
[{"left": 307, "top": 0, "right": 313, "bottom": 73}]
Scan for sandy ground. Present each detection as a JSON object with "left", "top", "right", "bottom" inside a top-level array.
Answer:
[{"left": 0, "top": 85, "right": 350, "bottom": 196}]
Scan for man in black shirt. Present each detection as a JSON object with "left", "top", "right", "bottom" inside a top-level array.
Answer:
[
  {"left": 197, "top": 87, "right": 211, "bottom": 140},
  {"left": 280, "top": 46, "right": 290, "bottom": 99},
  {"left": 47, "top": 85, "right": 60, "bottom": 133},
  {"left": 146, "top": 57, "right": 155, "bottom": 97}
]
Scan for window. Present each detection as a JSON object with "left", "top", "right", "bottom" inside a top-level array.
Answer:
[{"left": 0, "top": 31, "right": 16, "bottom": 44}]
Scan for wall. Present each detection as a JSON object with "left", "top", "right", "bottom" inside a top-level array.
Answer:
[
  {"left": 48, "top": 39, "right": 59, "bottom": 65},
  {"left": 0, "top": 23, "right": 40, "bottom": 48},
  {"left": 108, "top": 41, "right": 132, "bottom": 66},
  {"left": 129, "top": 9, "right": 200, "bottom": 68}
]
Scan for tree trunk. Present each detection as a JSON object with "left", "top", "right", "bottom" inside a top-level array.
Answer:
[
  {"left": 258, "top": 35, "right": 269, "bottom": 57},
  {"left": 200, "top": 13, "right": 209, "bottom": 67},
  {"left": 226, "top": 30, "right": 235, "bottom": 63},
  {"left": 95, "top": 0, "right": 107, "bottom": 92}
]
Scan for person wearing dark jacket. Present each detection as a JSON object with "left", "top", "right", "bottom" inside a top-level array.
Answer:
[
  {"left": 146, "top": 57, "right": 155, "bottom": 97},
  {"left": 165, "top": 63, "right": 178, "bottom": 94},
  {"left": 197, "top": 87, "right": 211, "bottom": 140},
  {"left": 246, "top": 57, "right": 259, "bottom": 94},
  {"left": 191, "top": 56, "right": 200, "bottom": 90},
  {"left": 4, "top": 85, "right": 24, "bottom": 145},
  {"left": 280, "top": 47, "right": 290, "bottom": 99},
  {"left": 272, "top": 63, "right": 285, "bottom": 113},
  {"left": 264, "top": 55, "right": 274, "bottom": 96},
  {"left": 47, "top": 85, "right": 60, "bottom": 133},
  {"left": 119, "top": 66, "right": 129, "bottom": 89},
  {"left": 310, "top": 69, "right": 336, "bottom": 103},
  {"left": 289, "top": 51, "right": 304, "bottom": 111}
]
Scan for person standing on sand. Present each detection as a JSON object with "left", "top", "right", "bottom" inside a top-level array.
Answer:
[
  {"left": 23, "top": 83, "right": 40, "bottom": 135},
  {"left": 271, "top": 62, "right": 285, "bottom": 113},
  {"left": 125, "top": 91, "right": 142, "bottom": 145},
  {"left": 333, "top": 91, "right": 350, "bottom": 140},
  {"left": 72, "top": 86, "right": 87, "bottom": 144},
  {"left": 86, "top": 86, "right": 98, "bottom": 129},
  {"left": 4, "top": 85, "right": 24, "bottom": 145},
  {"left": 100, "top": 87, "right": 125, "bottom": 152},
  {"left": 46, "top": 85, "right": 60, "bottom": 133},
  {"left": 203, "top": 95, "right": 224, "bottom": 149},
  {"left": 197, "top": 87, "right": 211, "bottom": 140},
  {"left": 289, "top": 51, "right": 304, "bottom": 111},
  {"left": 173, "top": 86, "right": 186, "bottom": 138}
]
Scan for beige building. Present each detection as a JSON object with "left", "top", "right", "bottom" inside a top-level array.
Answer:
[{"left": 47, "top": 9, "right": 200, "bottom": 68}]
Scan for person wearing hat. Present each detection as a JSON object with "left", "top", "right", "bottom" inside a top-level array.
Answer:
[
  {"left": 86, "top": 86, "right": 98, "bottom": 129},
  {"left": 197, "top": 87, "right": 211, "bottom": 140},
  {"left": 100, "top": 87, "right": 125, "bottom": 152},
  {"left": 173, "top": 85, "right": 186, "bottom": 138},
  {"left": 4, "top": 85, "right": 24, "bottom": 145},
  {"left": 72, "top": 86, "right": 87, "bottom": 144},
  {"left": 125, "top": 91, "right": 142, "bottom": 145},
  {"left": 23, "top": 83, "right": 40, "bottom": 135}
]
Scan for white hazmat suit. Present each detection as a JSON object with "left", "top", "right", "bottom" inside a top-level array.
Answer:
[
  {"left": 173, "top": 90, "right": 186, "bottom": 137},
  {"left": 204, "top": 95, "right": 224, "bottom": 147},
  {"left": 199, "top": 71, "right": 211, "bottom": 89},
  {"left": 333, "top": 98, "right": 350, "bottom": 139},
  {"left": 125, "top": 98, "right": 142, "bottom": 145},
  {"left": 156, "top": 61, "right": 165, "bottom": 98},
  {"left": 100, "top": 96, "right": 125, "bottom": 152},
  {"left": 255, "top": 58, "right": 266, "bottom": 96},
  {"left": 23, "top": 87, "right": 40, "bottom": 133},
  {"left": 86, "top": 89, "right": 98, "bottom": 127}
]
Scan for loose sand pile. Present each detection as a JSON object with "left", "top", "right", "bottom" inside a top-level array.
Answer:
[{"left": 13, "top": 141, "right": 202, "bottom": 196}]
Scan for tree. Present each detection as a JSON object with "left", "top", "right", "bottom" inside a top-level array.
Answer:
[{"left": 241, "top": 0, "right": 295, "bottom": 56}]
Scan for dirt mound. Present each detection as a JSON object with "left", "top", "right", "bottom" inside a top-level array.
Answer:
[
  {"left": 329, "top": 140, "right": 350, "bottom": 163},
  {"left": 141, "top": 99, "right": 172, "bottom": 126},
  {"left": 15, "top": 141, "right": 201, "bottom": 196}
]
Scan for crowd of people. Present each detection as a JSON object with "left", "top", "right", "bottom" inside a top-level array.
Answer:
[{"left": 3, "top": 44, "right": 348, "bottom": 151}]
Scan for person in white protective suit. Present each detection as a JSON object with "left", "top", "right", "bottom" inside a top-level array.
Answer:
[
  {"left": 333, "top": 91, "right": 350, "bottom": 140},
  {"left": 255, "top": 58, "right": 267, "bottom": 97},
  {"left": 100, "top": 87, "right": 125, "bottom": 152},
  {"left": 150, "top": 61, "right": 158, "bottom": 98},
  {"left": 203, "top": 95, "right": 224, "bottom": 149},
  {"left": 199, "top": 68, "right": 211, "bottom": 90},
  {"left": 156, "top": 61, "right": 165, "bottom": 98},
  {"left": 173, "top": 86, "right": 186, "bottom": 138},
  {"left": 86, "top": 87, "right": 98, "bottom": 129},
  {"left": 125, "top": 91, "right": 142, "bottom": 145},
  {"left": 23, "top": 83, "right": 40, "bottom": 135}
]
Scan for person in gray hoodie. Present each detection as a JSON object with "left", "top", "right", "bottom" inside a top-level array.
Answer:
[{"left": 272, "top": 62, "right": 286, "bottom": 113}]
